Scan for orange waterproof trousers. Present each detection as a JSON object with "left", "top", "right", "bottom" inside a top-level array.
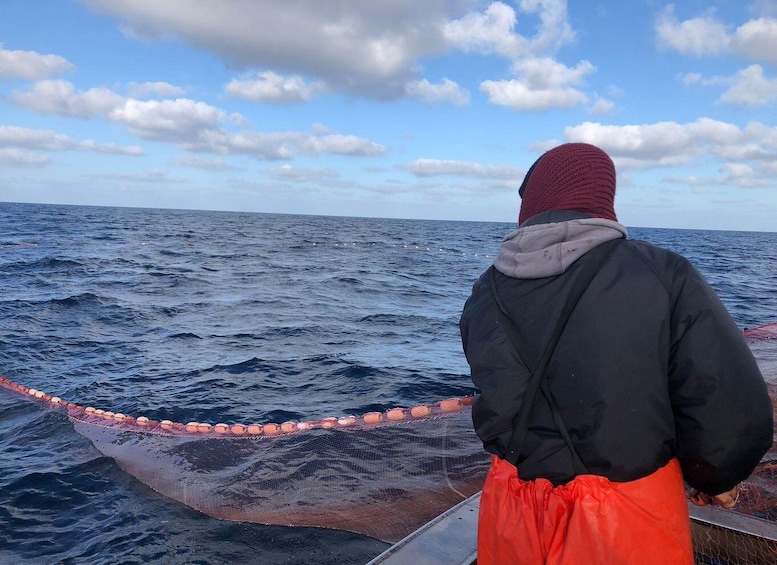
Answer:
[{"left": 477, "top": 456, "right": 694, "bottom": 564}]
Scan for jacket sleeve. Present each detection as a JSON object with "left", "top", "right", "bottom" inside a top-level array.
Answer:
[
  {"left": 668, "top": 257, "right": 773, "bottom": 495},
  {"left": 459, "top": 273, "right": 531, "bottom": 458}
]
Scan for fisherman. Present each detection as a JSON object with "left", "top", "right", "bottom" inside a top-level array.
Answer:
[{"left": 459, "top": 142, "right": 773, "bottom": 564}]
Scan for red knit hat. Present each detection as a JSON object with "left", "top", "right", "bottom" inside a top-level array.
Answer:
[{"left": 518, "top": 143, "right": 617, "bottom": 224}]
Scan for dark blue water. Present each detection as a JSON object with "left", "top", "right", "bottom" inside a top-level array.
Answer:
[{"left": 1, "top": 202, "right": 775, "bottom": 564}]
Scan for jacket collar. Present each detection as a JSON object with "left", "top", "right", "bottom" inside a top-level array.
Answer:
[{"left": 494, "top": 211, "right": 628, "bottom": 279}]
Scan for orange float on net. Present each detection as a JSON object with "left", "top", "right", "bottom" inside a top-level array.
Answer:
[
  {"left": 113, "top": 413, "right": 125, "bottom": 421},
  {"left": 197, "top": 423, "right": 212, "bottom": 433},
  {"left": 364, "top": 412, "right": 383, "bottom": 424},
  {"left": 136, "top": 416, "right": 149, "bottom": 426},
  {"left": 50, "top": 397, "right": 62, "bottom": 405},
  {"left": 185, "top": 422, "right": 199, "bottom": 432},
  {"left": 440, "top": 398, "right": 463, "bottom": 412},
  {"left": 246, "top": 424, "right": 263, "bottom": 435},
  {"left": 410, "top": 404, "right": 432, "bottom": 418},
  {"left": 263, "top": 423, "right": 280, "bottom": 435},
  {"left": 85, "top": 407, "right": 96, "bottom": 414},
  {"left": 320, "top": 417, "right": 338, "bottom": 429},
  {"left": 214, "top": 423, "right": 229, "bottom": 434},
  {"left": 337, "top": 416, "right": 356, "bottom": 426},
  {"left": 281, "top": 421, "right": 297, "bottom": 433},
  {"left": 387, "top": 408, "right": 406, "bottom": 421},
  {"left": 160, "top": 419, "right": 173, "bottom": 429},
  {"left": 230, "top": 424, "right": 247, "bottom": 435}
]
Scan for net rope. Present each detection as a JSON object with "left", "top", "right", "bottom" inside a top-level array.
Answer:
[{"left": 1, "top": 321, "right": 776, "bottom": 563}]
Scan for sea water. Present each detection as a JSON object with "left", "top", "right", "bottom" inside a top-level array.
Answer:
[{"left": 1, "top": 202, "right": 775, "bottom": 564}]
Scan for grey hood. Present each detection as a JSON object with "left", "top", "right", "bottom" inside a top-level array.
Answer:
[{"left": 494, "top": 217, "right": 628, "bottom": 279}]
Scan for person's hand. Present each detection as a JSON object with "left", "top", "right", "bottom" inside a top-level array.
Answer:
[{"left": 690, "top": 486, "right": 740, "bottom": 509}]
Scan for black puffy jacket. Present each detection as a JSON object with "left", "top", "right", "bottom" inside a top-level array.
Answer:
[{"left": 460, "top": 212, "right": 772, "bottom": 495}]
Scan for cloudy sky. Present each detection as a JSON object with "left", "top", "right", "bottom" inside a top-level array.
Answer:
[{"left": 1, "top": 0, "right": 777, "bottom": 231}]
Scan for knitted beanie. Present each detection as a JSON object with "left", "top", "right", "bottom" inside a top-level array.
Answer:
[{"left": 518, "top": 143, "right": 617, "bottom": 224}]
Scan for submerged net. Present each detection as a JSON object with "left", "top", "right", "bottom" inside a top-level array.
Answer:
[
  {"left": 0, "top": 383, "right": 488, "bottom": 543},
  {"left": 1, "top": 321, "right": 777, "bottom": 562}
]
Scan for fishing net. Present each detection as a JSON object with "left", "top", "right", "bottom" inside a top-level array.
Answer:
[
  {"left": 1, "top": 322, "right": 777, "bottom": 564},
  {"left": 0, "top": 384, "right": 488, "bottom": 544},
  {"left": 687, "top": 327, "right": 777, "bottom": 564}
]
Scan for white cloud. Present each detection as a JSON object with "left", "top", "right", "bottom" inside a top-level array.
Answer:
[
  {"left": 184, "top": 129, "right": 387, "bottom": 160},
  {"left": 82, "top": 0, "right": 451, "bottom": 97},
  {"left": 655, "top": 6, "right": 731, "bottom": 56},
  {"left": 97, "top": 168, "right": 181, "bottom": 183},
  {"left": 481, "top": 58, "right": 593, "bottom": 110},
  {"left": 731, "top": 17, "right": 777, "bottom": 65},
  {"left": 404, "top": 78, "right": 470, "bottom": 106},
  {"left": 678, "top": 72, "right": 703, "bottom": 86},
  {"left": 443, "top": 2, "right": 592, "bottom": 112},
  {"left": 589, "top": 97, "right": 615, "bottom": 116},
  {"left": 656, "top": 6, "right": 777, "bottom": 65},
  {"left": 0, "top": 125, "right": 79, "bottom": 151},
  {"left": 677, "top": 72, "right": 730, "bottom": 88},
  {"left": 444, "top": 2, "right": 526, "bottom": 58},
  {"left": 749, "top": 0, "right": 777, "bottom": 18},
  {"left": 295, "top": 134, "right": 387, "bottom": 157},
  {"left": 444, "top": 0, "right": 574, "bottom": 58},
  {"left": 110, "top": 98, "right": 228, "bottom": 142},
  {"left": 718, "top": 64, "right": 777, "bottom": 105},
  {"left": 444, "top": 0, "right": 579, "bottom": 67},
  {"left": 173, "top": 156, "right": 235, "bottom": 171},
  {"left": 12, "top": 79, "right": 124, "bottom": 117},
  {"left": 78, "top": 0, "right": 593, "bottom": 109},
  {"left": 127, "top": 81, "right": 185, "bottom": 98},
  {"left": 0, "top": 148, "right": 51, "bottom": 167},
  {"left": 187, "top": 130, "right": 295, "bottom": 160},
  {"left": 12, "top": 80, "right": 387, "bottom": 159},
  {"left": 0, "top": 44, "right": 74, "bottom": 80},
  {"left": 78, "top": 140, "right": 145, "bottom": 155},
  {"left": 0, "top": 125, "right": 143, "bottom": 155},
  {"left": 226, "top": 71, "right": 323, "bottom": 103},
  {"left": 401, "top": 158, "right": 524, "bottom": 179},
  {"left": 681, "top": 64, "right": 777, "bottom": 106},
  {"left": 518, "top": 0, "right": 576, "bottom": 54},
  {"left": 511, "top": 57, "right": 594, "bottom": 89},
  {"left": 558, "top": 118, "right": 777, "bottom": 172},
  {"left": 667, "top": 161, "right": 776, "bottom": 188},
  {"left": 265, "top": 164, "right": 340, "bottom": 181}
]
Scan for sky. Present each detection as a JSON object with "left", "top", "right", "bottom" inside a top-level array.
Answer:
[{"left": 1, "top": 0, "right": 777, "bottom": 231}]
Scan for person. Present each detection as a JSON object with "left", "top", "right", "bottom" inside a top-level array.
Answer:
[{"left": 459, "top": 142, "right": 773, "bottom": 564}]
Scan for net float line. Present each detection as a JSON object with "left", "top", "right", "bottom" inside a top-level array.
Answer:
[
  {"left": 744, "top": 322, "right": 777, "bottom": 343},
  {"left": 1, "top": 321, "right": 774, "bottom": 438},
  {"left": 273, "top": 240, "right": 494, "bottom": 259},
  {"left": 0, "top": 374, "right": 472, "bottom": 439}
]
